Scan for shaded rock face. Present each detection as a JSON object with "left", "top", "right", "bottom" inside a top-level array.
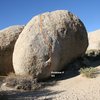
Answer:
[
  {"left": 0, "top": 25, "right": 24, "bottom": 75},
  {"left": 88, "top": 30, "right": 100, "bottom": 50},
  {"left": 13, "top": 10, "right": 88, "bottom": 80}
]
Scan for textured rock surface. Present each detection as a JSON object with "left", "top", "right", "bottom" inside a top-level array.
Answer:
[
  {"left": 13, "top": 10, "right": 88, "bottom": 80},
  {"left": 0, "top": 25, "right": 24, "bottom": 75},
  {"left": 88, "top": 30, "right": 100, "bottom": 50}
]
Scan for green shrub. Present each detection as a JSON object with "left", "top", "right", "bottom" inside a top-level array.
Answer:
[{"left": 79, "top": 67, "right": 98, "bottom": 78}]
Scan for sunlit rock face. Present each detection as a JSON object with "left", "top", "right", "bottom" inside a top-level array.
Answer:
[{"left": 13, "top": 10, "right": 88, "bottom": 80}]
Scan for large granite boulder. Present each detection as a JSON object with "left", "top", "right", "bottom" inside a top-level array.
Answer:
[
  {"left": 13, "top": 10, "right": 88, "bottom": 80},
  {"left": 87, "top": 30, "right": 100, "bottom": 50},
  {"left": 0, "top": 25, "right": 24, "bottom": 75}
]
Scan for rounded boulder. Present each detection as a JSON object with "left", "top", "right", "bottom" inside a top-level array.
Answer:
[{"left": 13, "top": 10, "right": 88, "bottom": 80}]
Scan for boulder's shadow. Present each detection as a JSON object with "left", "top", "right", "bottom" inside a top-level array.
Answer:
[
  {"left": 44, "top": 50, "right": 100, "bottom": 82},
  {"left": 0, "top": 89, "right": 64, "bottom": 100}
]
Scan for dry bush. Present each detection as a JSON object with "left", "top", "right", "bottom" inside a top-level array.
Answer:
[
  {"left": 3, "top": 73, "right": 41, "bottom": 91},
  {"left": 79, "top": 67, "right": 98, "bottom": 78}
]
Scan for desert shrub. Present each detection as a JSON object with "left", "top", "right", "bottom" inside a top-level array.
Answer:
[
  {"left": 3, "top": 73, "right": 41, "bottom": 91},
  {"left": 79, "top": 67, "right": 98, "bottom": 78}
]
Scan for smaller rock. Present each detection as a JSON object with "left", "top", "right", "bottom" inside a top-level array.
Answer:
[
  {"left": 88, "top": 30, "right": 100, "bottom": 50},
  {"left": 0, "top": 25, "right": 24, "bottom": 75}
]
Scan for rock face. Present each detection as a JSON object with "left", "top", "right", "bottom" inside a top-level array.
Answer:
[
  {"left": 13, "top": 10, "right": 88, "bottom": 80},
  {"left": 87, "top": 30, "right": 100, "bottom": 50},
  {"left": 0, "top": 25, "right": 24, "bottom": 75}
]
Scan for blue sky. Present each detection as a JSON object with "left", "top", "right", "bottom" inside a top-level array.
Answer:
[{"left": 0, "top": 0, "right": 100, "bottom": 32}]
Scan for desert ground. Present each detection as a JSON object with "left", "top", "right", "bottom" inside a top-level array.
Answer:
[{"left": 0, "top": 58, "right": 100, "bottom": 100}]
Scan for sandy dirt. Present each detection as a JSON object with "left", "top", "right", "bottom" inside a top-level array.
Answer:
[{"left": 0, "top": 60, "right": 100, "bottom": 100}]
